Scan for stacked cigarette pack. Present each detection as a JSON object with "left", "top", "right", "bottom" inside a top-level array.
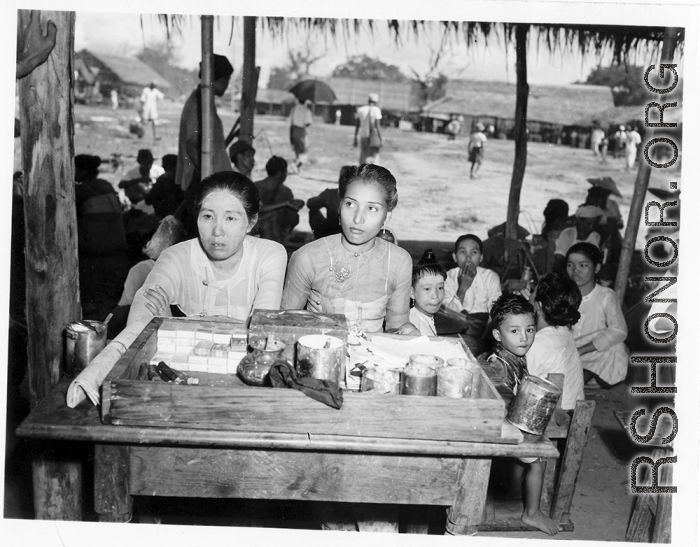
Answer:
[{"left": 150, "top": 320, "right": 248, "bottom": 375}]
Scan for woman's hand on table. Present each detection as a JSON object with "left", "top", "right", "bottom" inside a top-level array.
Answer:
[
  {"left": 307, "top": 295, "right": 323, "bottom": 313},
  {"left": 143, "top": 285, "right": 172, "bottom": 317}
]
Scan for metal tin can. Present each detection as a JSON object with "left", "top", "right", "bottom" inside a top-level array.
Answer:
[
  {"left": 65, "top": 320, "right": 107, "bottom": 376},
  {"left": 401, "top": 354, "right": 443, "bottom": 396},
  {"left": 506, "top": 375, "right": 562, "bottom": 435},
  {"left": 296, "top": 335, "right": 345, "bottom": 385}
]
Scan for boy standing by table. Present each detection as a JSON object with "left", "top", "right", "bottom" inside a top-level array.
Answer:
[{"left": 487, "top": 294, "right": 560, "bottom": 535}]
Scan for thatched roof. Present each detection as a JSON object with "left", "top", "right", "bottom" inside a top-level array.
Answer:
[
  {"left": 326, "top": 77, "right": 421, "bottom": 111},
  {"left": 152, "top": 16, "right": 682, "bottom": 66},
  {"left": 575, "top": 103, "right": 684, "bottom": 126},
  {"left": 76, "top": 49, "right": 172, "bottom": 91},
  {"left": 422, "top": 79, "right": 614, "bottom": 125}
]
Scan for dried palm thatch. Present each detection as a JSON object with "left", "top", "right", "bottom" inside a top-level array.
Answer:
[{"left": 148, "top": 15, "right": 682, "bottom": 62}]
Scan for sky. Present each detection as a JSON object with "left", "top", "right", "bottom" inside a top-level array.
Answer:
[{"left": 73, "top": 11, "right": 642, "bottom": 89}]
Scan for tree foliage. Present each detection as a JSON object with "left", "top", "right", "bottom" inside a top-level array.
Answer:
[
  {"left": 331, "top": 54, "right": 408, "bottom": 81},
  {"left": 583, "top": 65, "right": 657, "bottom": 107},
  {"left": 267, "top": 39, "right": 326, "bottom": 90},
  {"left": 137, "top": 42, "right": 198, "bottom": 98}
]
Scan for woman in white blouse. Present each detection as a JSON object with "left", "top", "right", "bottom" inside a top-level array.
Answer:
[
  {"left": 127, "top": 171, "right": 287, "bottom": 329},
  {"left": 566, "top": 242, "right": 629, "bottom": 387}
]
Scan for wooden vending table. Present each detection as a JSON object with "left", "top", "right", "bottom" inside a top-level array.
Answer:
[{"left": 18, "top": 320, "right": 559, "bottom": 534}]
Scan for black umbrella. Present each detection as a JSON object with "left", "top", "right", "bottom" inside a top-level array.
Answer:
[{"left": 288, "top": 79, "right": 337, "bottom": 104}]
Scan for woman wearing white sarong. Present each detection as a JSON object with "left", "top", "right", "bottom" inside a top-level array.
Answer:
[{"left": 566, "top": 242, "right": 629, "bottom": 387}]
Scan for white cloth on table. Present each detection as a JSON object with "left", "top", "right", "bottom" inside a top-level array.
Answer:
[
  {"left": 573, "top": 284, "right": 629, "bottom": 385},
  {"left": 443, "top": 266, "right": 501, "bottom": 314},
  {"left": 526, "top": 325, "right": 585, "bottom": 410}
]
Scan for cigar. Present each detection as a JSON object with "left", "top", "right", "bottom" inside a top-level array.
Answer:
[
  {"left": 155, "top": 361, "right": 199, "bottom": 385},
  {"left": 155, "top": 361, "right": 179, "bottom": 382}
]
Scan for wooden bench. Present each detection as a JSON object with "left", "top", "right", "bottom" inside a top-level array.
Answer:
[{"left": 479, "top": 373, "right": 596, "bottom": 532}]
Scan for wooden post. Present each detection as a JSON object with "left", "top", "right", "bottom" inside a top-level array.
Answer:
[
  {"left": 240, "top": 16, "right": 257, "bottom": 144},
  {"left": 200, "top": 15, "right": 214, "bottom": 179},
  {"left": 445, "top": 458, "right": 492, "bottom": 535},
  {"left": 613, "top": 28, "right": 678, "bottom": 303},
  {"left": 18, "top": 9, "right": 83, "bottom": 519},
  {"left": 505, "top": 24, "right": 530, "bottom": 242}
]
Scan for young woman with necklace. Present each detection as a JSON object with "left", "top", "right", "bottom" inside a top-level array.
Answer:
[{"left": 282, "top": 164, "right": 418, "bottom": 335}]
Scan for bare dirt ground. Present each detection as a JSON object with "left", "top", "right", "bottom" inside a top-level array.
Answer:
[{"left": 7, "top": 98, "right": 678, "bottom": 540}]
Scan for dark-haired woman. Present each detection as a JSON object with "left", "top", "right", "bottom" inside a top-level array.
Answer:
[
  {"left": 566, "top": 242, "right": 629, "bottom": 388},
  {"left": 525, "top": 271, "right": 585, "bottom": 410},
  {"left": 282, "top": 164, "right": 417, "bottom": 335},
  {"left": 127, "top": 171, "right": 287, "bottom": 329}
]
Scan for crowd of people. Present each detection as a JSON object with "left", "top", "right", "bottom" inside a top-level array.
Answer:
[{"left": 13, "top": 47, "right": 642, "bottom": 535}]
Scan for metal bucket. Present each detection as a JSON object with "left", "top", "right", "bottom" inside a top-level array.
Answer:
[
  {"left": 506, "top": 375, "right": 562, "bottom": 435},
  {"left": 296, "top": 335, "right": 345, "bottom": 385},
  {"left": 65, "top": 320, "right": 108, "bottom": 376},
  {"left": 401, "top": 354, "right": 442, "bottom": 396}
]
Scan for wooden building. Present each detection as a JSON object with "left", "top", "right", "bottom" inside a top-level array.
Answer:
[
  {"left": 75, "top": 49, "right": 172, "bottom": 99},
  {"left": 325, "top": 77, "right": 422, "bottom": 125}
]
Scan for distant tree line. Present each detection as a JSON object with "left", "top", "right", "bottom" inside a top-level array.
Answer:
[
  {"left": 267, "top": 50, "right": 447, "bottom": 107},
  {"left": 582, "top": 64, "right": 683, "bottom": 106}
]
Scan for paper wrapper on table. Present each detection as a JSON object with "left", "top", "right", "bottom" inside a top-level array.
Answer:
[
  {"left": 346, "top": 335, "right": 475, "bottom": 390},
  {"left": 66, "top": 321, "right": 146, "bottom": 408},
  {"left": 248, "top": 309, "right": 348, "bottom": 363}
]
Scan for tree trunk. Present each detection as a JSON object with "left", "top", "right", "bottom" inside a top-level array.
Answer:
[
  {"left": 18, "top": 9, "right": 83, "bottom": 519},
  {"left": 240, "top": 16, "right": 257, "bottom": 144},
  {"left": 200, "top": 15, "right": 214, "bottom": 179},
  {"left": 613, "top": 27, "right": 678, "bottom": 303},
  {"left": 505, "top": 24, "right": 530, "bottom": 242}
]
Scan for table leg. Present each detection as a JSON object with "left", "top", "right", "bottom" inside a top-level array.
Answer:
[
  {"left": 445, "top": 457, "right": 492, "bottom": 535},
  {"left": 94, "top": 444, "right": 132, "bottom": 522},
  {"left": 31, "top": 440, "right": 83, "bottom": 520}
]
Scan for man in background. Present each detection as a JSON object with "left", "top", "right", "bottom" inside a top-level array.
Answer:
[
  {"left": 175, "top": 54, "right": 234, "bottom": 235},
  {"left": 354, "top": 93, "right": 383, "bottom": 165},
  {"left": 140, "top": 82, "right": 165, "bottom": 141},
  {"left": 229, "top": 141, "right": 256, "bottom": 179},
  {"left": 289, "top": 97, "right": 313, "bottom": 172}
]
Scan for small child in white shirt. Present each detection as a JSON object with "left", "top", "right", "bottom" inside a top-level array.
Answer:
[{"left": 409, "top": 263, "right": 447, "bottom": 336}]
